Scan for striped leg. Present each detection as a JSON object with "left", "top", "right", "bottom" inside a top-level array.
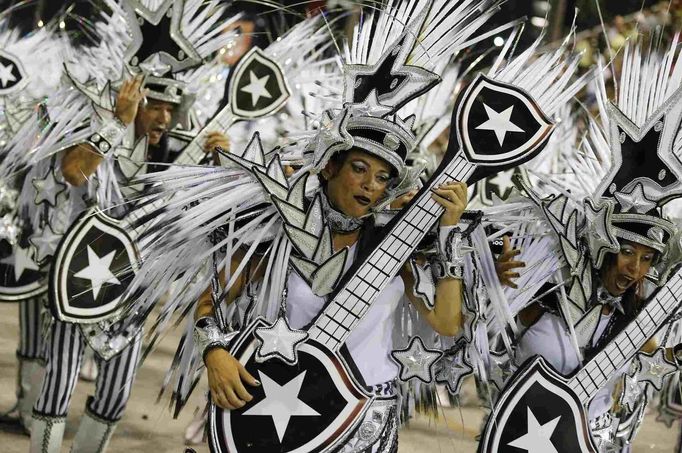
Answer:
[
  {"left": 87, "top": 331, "right": 143, "bottom": 422},
  {"left": 33, "top": 319, "right": 86, "bottom": 417},
  {"left": 18, "top": 296, "right": 45, "bottom": 360}
]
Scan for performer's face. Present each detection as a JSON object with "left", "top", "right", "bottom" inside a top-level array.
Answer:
[
  {"left": 601, "top": 240, "right": 656, "bottom": 296},
  {"left": 135, "top": 99, "right": 175, "bottom": 145},
  {"left": 323, "top": 150, "right": 394, "bottom": 218}
]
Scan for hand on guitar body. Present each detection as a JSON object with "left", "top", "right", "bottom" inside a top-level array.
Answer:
[{"left": 204, "top": 348, "right": 260, "bottom": 410}]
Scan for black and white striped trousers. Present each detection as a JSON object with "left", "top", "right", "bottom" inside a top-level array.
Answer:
[
  {"left": 33, "top": 318, "right": 142, "bottom": 422},
  {"left": 18, "top": 296, "right": 44, "bottom": 360}
]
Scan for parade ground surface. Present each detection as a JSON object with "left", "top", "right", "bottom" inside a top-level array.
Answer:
[{"left": 0, "top": 303, "right": 677, "bottom": 453}]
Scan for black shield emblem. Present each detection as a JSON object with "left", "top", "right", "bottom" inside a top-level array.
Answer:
[
  {"left": 49, "top": 208, "right": 139, "bottom": 323},
  {"left": 210, "top": 319, "right": 370, "bottom": 453},
  {"left": 230, "top": 47, "right": 291, "bottom": 119},
  {"left": 0, "top": 238, "right": 46, "bottom": 302},
  {"left": 479, "top": 357, "right": 597, "bottom": 453},
  {"left": 0, "top": 49, "right": 26, "bottom": 95},
  {"left": 456, "top": 75, "right": 554, "bottom": 168}
]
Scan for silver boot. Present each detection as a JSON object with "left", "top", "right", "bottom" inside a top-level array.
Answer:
[
  {"left": 70, "top": 409, "right": 118, "bottom": 453},
  {"left": 29, "top": 413, "right": 66, "bottom": 453}
]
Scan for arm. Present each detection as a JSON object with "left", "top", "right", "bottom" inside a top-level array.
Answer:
[
  {"left": 61, "top": 76, "right": 145, "bottom": 186},
  {"left": 197, "top": 248, "right": 265, "bottom": 410},
  {"left": 400, "top": 181, "right": 468, "bottom": 337}
]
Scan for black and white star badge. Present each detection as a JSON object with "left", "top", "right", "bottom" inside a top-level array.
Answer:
[
  {"left": 455, "top": 75, "right": 554, "bottom": 172},
  {"left": 254, "top": 317, "right": 309, "bottom": 366},
  {"left": 50, "top": 208, "right": 138, "bottom": 323},
  {"left": 0, "top": 49, "right": 26, "bottom": 95},
  {"left": 391, "top": 336, "right": 443, "bottom": 383},
  {"left": 229, "top": 47, "right": 291, "bottom": 119}
]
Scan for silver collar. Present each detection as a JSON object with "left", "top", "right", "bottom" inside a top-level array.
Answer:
[
  {"left": 320, "top": 190, "right": 365, "bottom": 233},
  {"left": 595, "top": 285, "right": 625, "bottom": 314}
]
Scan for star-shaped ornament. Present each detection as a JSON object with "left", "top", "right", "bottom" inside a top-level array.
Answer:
[
  {"left": 241, "top": 71, "right": 272, "bottom": 106},
  {"left": 243, "top": 370, "right": 320, "bottom": 443},
  {"left": 0, "top": 244, "right": 39, "bottom": 281},
  {"left": 434, "top": 342, "right": 474, "bottom": 395},
  {"left": 254, "top": 317, "right": 309, "bottom": 365},
  {"left": 635, "top": 347, "right": 677, "bottom": 390},
  {"left": 32, "top": 169, "right": 67, "bottom": 207},
  {"left": 29, "top": 225, "right": 63, "bottom": 263},
  {"left": 73, "top": 246, "right": 121, "bottom": 300},
  {"left": 613, "top": 183, "right": 657, "bottom": 214},
  {"left": 619, "top": 372, "right": 643, "bottom": 412},
  {"left": 475, "top": 104, "right": 525, "bottom": 146},
  {"left": 507, "top": 407, "right": 561, "bottom": 453},
  {"left": 343, "top": 6, "right": 438, "bottom": 112},
  {"left": 390, "top": 336, "right": 443, "bottom": 383},
  {"left": 656, "top": 407, "right": 679, "bottom": 428},
  {"left": 0, "top": 61, "right": 16, "bottom": 87},
  {"left": 583, "top": 198, "right": 620, "bottom": 268}
]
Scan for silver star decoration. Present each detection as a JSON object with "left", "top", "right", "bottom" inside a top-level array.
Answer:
[
  {"left": 0, "top": 61, "right": 16, "bottom": 87},
  {"left": 125, "top": 0, "right": 174, "bottom": 24},
  {"left": 243, "top": 370, "right": 320, "bottom": 443},
  {"left": 507, "top": 407, "right": 561, "bottom": 453},
  {"left": 475, "top": 104, "right": 525, "bottom": 146},
  {"left": 29, "top": 225, "right": 63, "bottom": 263},
  {"left": 619, "top": 372, "right": 643, "bottom": 412},
  {"left": 434, "top": 343, "right": 474, "bottom": 395},
  {"left": 0, "top": 244, "right": 39, "bottom": 281},
  {"left": 73, "top": 246, "right": 121, "bottom": 300},
  {"left": 635, "top": 347, "right": 677, "bottom": 390},
  {"left": 241, "top": 71, "right": 272, "bottom": 106},
  {"left": 583, "top": 198, "right": 620, "bottom": 268},
  {"left": 391, "top": 336, "right": 443, "bottom": 383},
  {"left": 614, "top": 183, "right": 657, "bottom": 214},
  {"left": 32, "top": 169, "right": 67, "bottom": 207},
  {"left": 488, "top": 350, "right": 515, "bottom": 392},
  {"left": 254, "top": 317, "right": 309, "bottom": 365}
]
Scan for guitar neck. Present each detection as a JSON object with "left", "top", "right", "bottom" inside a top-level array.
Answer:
[
  {"left": 308, "top": 151, "right": 476, "bottom": 351},
  {"left": 124, "top": 107, "right": 237, "bottom": 233},
  {"left": 568, "top": 271, "right": 682, "bottom": 404}
]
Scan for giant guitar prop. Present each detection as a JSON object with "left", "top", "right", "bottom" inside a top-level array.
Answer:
[
  {"left": 208, "top": 73, "right": 557, "bottom": 452},
  {"left": 48, "top": 46, "right": 291, "bottom": 324},
  {"left": 478, "top": 269, "right": 682, "bottom": 453}
]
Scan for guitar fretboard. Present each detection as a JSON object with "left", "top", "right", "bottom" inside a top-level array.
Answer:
[
  {"left": 309, "top": 152, "right": 476, "bottom": 351},
  {"left": 568, "top": 271, "right": 682, "bottom": 404}
]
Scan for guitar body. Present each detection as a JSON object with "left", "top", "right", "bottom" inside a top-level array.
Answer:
[
  {"left": 479, "top": 357, "right": 598, "bottom": 453},
  {"left": 0, "top": 240, "right": 47, "bottom": 302},
  {"left": 209, "top": 318, "right": 375, "bottom": 453},
  {"left": 49, "top": 206, "right": 139, "bottom": 323}
]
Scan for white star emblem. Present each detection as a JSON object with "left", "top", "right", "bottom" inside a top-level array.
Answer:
[
  {"left": 243, "top": 370, "right": 320, "bottom": 443},
  {"left": 241, "top": 71, "right": 272, "bottom": 106},
  {"left": 475, "top": 104, "right": 525, "bottom": 146},
  {"left": 391, "top": 336, "right": 443, "bottom": 383},
  {"left": 254, "top": 317, "right": 309, "bottom": 365},
  {"left": 613, "top": 183, "right": 657, "bottom": 214},
  {"left": 0, "top": 61, "right": 16, "bottom": 87},
  {"left": 507, "top": 407, "right": 561, "bottom": 453},
  {"left": 73, "top": 246, "right": 121, "bottom": 299},
  {"left": 0, "top": 245, "right": 39, "bottom": 281},
  {"left": 487, "top": 169, "right": 516, "bottom": 195}
]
